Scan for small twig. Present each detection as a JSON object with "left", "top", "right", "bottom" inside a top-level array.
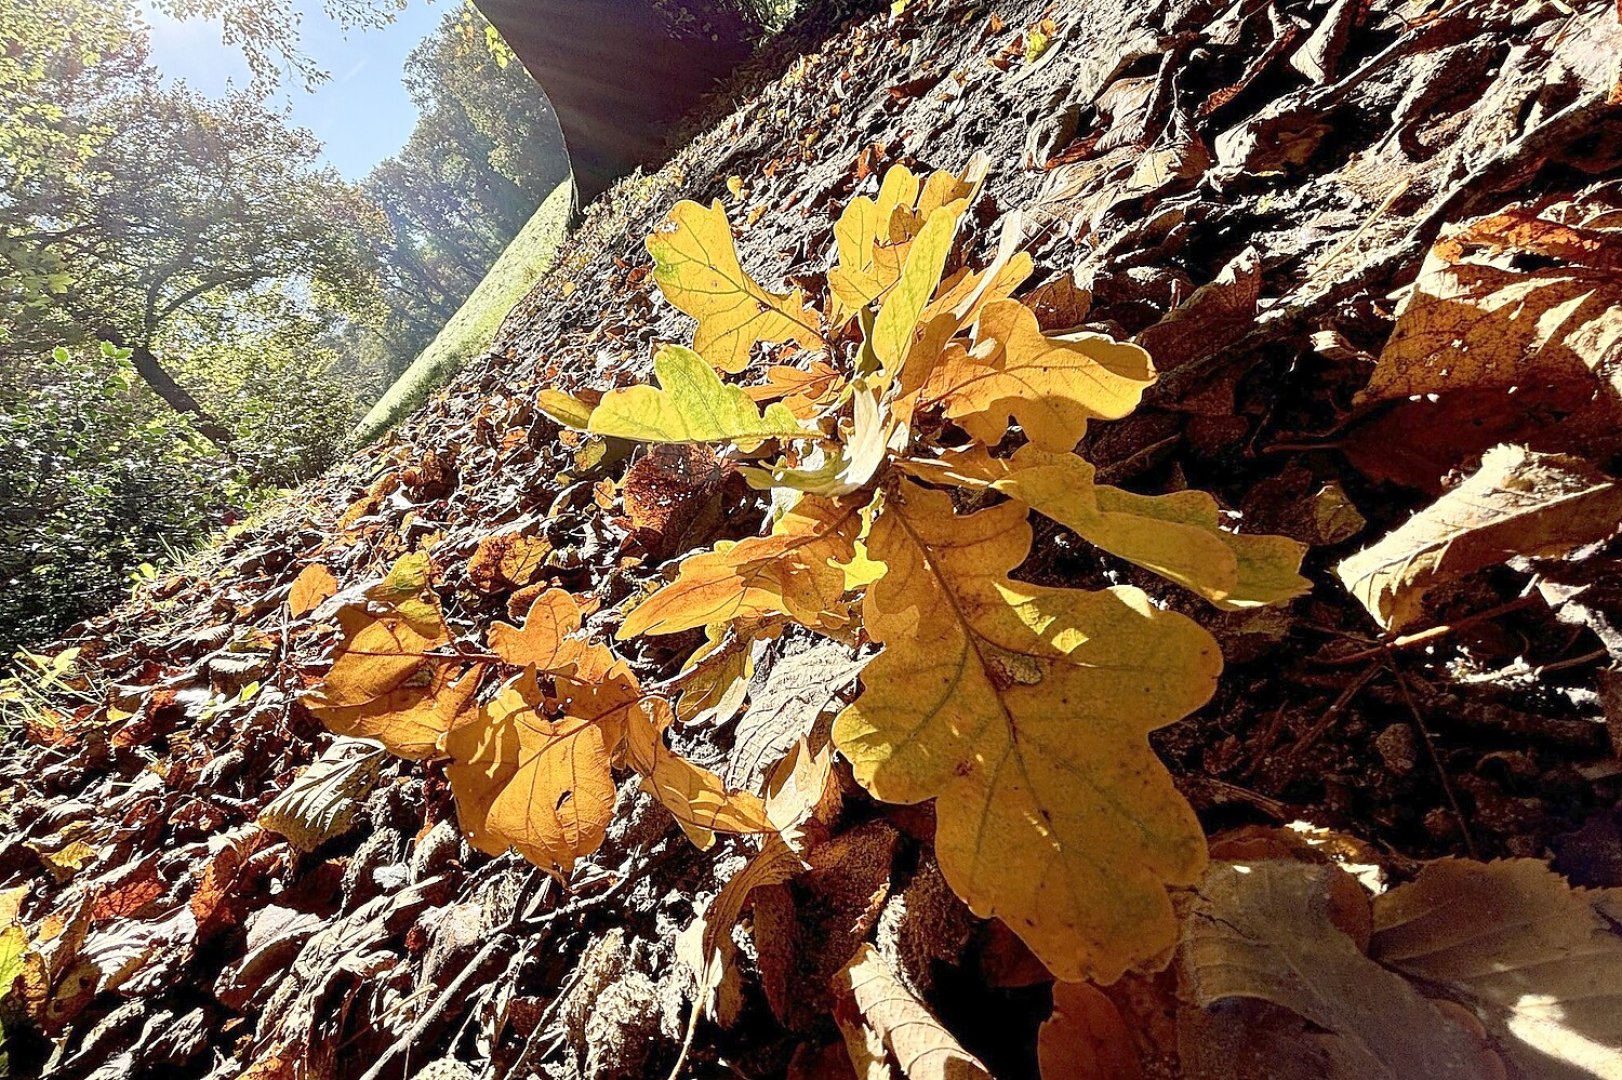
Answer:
[
  {"left": 1534, "top": 647, "right": 1610, "bottom": 677},
  {"left": 1391, "top": 667, "right": 1478, "bottom": 859},
  {"left": 1284, "top": 663, "right": 1380, "bottom": 764},
  {"left": 1320, "top": 592, "right": 1542, "bottom": 666}
]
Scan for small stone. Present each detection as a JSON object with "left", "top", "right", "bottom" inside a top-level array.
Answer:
[{"left": 1374, "top": 723, "right": 1419, "bottom": 775}]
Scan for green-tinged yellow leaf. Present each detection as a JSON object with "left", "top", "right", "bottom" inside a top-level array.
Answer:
[
  {"left": 624, "top": 696, "right": 773, "bottom": 849},
  {"left": 832, "top": 482, "right": 1219, "bottom": 982},
  {"left": 646, "top": 199, "right": 823, "bottom": 373},
  {"left": 828, "top": 165, "right": 923, "bottom": 324},
  {"left": 870, "top": 205, "right": 965, "bottom": 378},
  {"left": 536, "top": 388, "right": 597, "bottom": 430},
  {"left": 587, "top": 345, "right": 810, "bottom": 444},
  {"left": 619, "top": 494, "right": 866, "bottom": 638},
  {"left": 743, "top": 383, "right": 890, "bottom": 496},
  {"left": 444, "top": 669, "right": 636, "bottom": 872},
  {"left": 907, "top": 446, "right": 1310, "bottom": 609},
  {"left": 922, "top": 299, "right": 1154, "bottom": 451}
]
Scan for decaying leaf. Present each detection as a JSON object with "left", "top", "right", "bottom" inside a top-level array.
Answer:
[
  {"left": 467, "top": 532, "right": 552, "bottom": 592},
  {"left": 1350, "top": 203, "right": 1622, "bottom": 486},
  {"left": 1339, "top": 444, "right": 1622, "bottom": 630},
  {"left": 909, "top": 445, "right": 1309, "bottom": 609},
  {"left": 646, "top": 199, "right": 824, "bottom": 373},
  {"left": 1371, "top": 859, "right": 1622, "bottom": 1080},
  {"left": 1039, "top": 981, "right": 1146, "bottom": 1080},
  {"left": 726, "top": 638, "right": 869, "bottom": 791},
  {"left": 256, "top": 738, "right": 386, "bottom": 853},
  {"left": 834, "top": 483, "right": 1220, "bottom": 982},
  {"left": 586, "top": 345, "right": 810, "bottom": 444},
  {"left": 833, "top": 943, "right": 992, "bottom": 1080},
  {"left": 1183, "top": 860, "right": 1500, "bottom": 1080}
]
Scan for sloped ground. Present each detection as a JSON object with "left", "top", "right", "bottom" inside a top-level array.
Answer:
[
  {"left": 354, "top": 180, "right": 576, "bottom": 445},
  {"left": 3, "top": 0, "right": 1621, "bottom": 1076}
]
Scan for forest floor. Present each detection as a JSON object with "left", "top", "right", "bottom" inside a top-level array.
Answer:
[{"left": 2, "top": 0, "right": 1621, "bottom": 1077}]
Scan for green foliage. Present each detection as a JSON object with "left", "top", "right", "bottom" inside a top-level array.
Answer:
[{"left": 0, "top": 345, "right": 222, "bottom": 656}]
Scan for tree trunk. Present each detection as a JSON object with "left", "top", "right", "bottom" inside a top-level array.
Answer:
[{"left": 103, "top": 330, "right": 236, "bottom": 449}]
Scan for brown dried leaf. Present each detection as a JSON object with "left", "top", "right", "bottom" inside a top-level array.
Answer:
[
  {"left": 833, "top": 943, "right": 992, "bottom": 1080},
  {"left": 1338, "top": 445, "right": 1622, "bottom": 630}
]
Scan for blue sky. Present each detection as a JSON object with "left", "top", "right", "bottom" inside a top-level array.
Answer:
[{"left": 140, "top": 0, "right": 447, "bottom": 179}]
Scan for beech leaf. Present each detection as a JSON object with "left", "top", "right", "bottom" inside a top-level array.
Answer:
[
  {"left": 1371, "top": 858, "right": 1622, "bottom": 1080},
  {"left": 586, "top": 345, "right": 809, "bottom": 444},
  {"left": 646, "top": 199, "right": 823, "bottom": 373},
  {"left": 1338, "top": 444, "right": 1622, "bottom": 630},
  {"left": 832, "top": 482, "right": 1220, "bottom": 981}
]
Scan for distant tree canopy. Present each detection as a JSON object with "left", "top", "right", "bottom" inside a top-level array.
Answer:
[
  {"left": 354, "top": 4, "right": 569, "bottom": 382},
  {"left": 0, "top": 0, "right": 566, "bottom": 658}
]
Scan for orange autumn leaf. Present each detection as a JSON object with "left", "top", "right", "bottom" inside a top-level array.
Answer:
[
  {"left": 617, "top": 494, "right": 864, "bottom": 638},
  {"left": 288, "top": 563, "right": 337, "bottom": 618},
  {"left": 443, "top": 668, "right": 636, "bottom": 872},
  {"left": 489, "top": 587, "right": 630, "bottom": 683},
  {"left": 624, "top": 696, "right": 773, "bottom": 849}
]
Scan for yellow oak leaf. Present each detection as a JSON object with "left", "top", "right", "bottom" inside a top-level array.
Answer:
[
  {"left": 906, "top": 446, "right": 1310, "bottom": 609},
  {"left": 743, "top": 360, "right": 845, "bottom": 419},
  {"left": 488, "top": 587, "right": 630, "bottom": 683},
  {"left": 587, "top": 345, "right": 809, "bottom": 444},
  {"left": 535, "top": 388, "right": 597, "bottom": 430},
  {"left": 618, "top": 494, "right": 865, "bottom": 638},
  {"left": 922, "top": 299, "right": 1154, "bottom": 451},
  {"left": 646, "top": 199, "right": 823, "bottom": 373},
  {"left": 870, "top": 204, "right": 966, "bottom": 378},
  {"left": 833, "top": 482, "right": 1219, "bottom": 982},
  {"left": 443, "top": 668, "right": 634, "bottom": 872},
  {"left": 828, "top": 165, "right": 924, "bottom": 324},
  {"left": 309, "top": 661, "right": 485, "bottom": 761},
  {"left": 624, "top": 696, "right": 773, "bottom": 849}
]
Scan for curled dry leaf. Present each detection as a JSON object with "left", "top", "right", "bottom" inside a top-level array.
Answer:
[
  {"left": 646, "top": 199, "right": 824, "bottom": 373},
  {"left": 1350, "top": 201, "right": 1622, "bottom": 487},
  {"left": 833, "top": 943, "right": 992, "bottom": 1080},
  {"left": 1371, "top": 858, "right": 1622, "bottom": 1080},
  {"left": 833, "top": 483, "right": 1220, "bottom": 982},
  {"left": 1338, "top": 444, "right": 1622, "bottom": 631}
]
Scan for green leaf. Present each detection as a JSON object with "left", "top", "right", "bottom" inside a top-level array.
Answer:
[{"left": 587, "top": 345, "right": 811, "bottom": 444}]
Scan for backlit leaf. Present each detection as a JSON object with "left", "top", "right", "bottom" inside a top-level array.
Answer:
[
  {"left": 922, "top": 299, "right": 1154, "bottom": 451},
  {"left": 624, "top": 696, "right": 773, "bottom": 849},
  {"left": 587, "top": 345, "right": 809, "bottom": 444},
  {"left": 833, "top": 482, "right": 1219, "bottom": 982},
  {"left": 646, "top": 199, "right": 823, "bottom": 373},
  {"left": 908, "top": 446, "right": 1310, "bottom": 609},
  {"left": 443, "top": 669, "right": 634, "bottom": 872},
  {"left": 618, "top": 494, "right": 866, "bottom": 638}
]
